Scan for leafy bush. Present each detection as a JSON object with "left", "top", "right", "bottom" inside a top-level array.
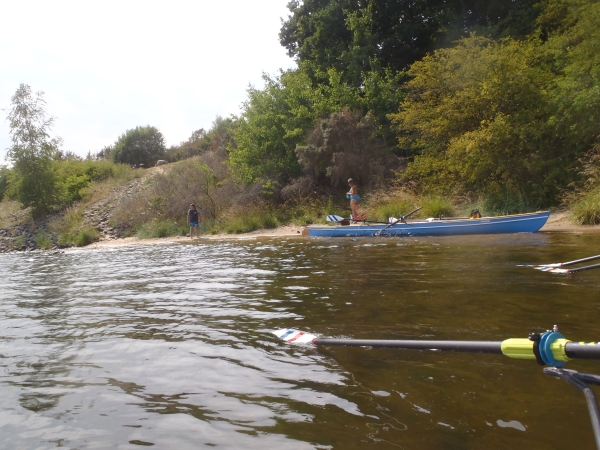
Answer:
[
  {"left": 296, "top": 110, "right": 399, "bottom": 188},
  {"left": 74, "top": 227, "right": 99, "bottom": 247},
  {"left": 34, "top": 231, "right": 52, "bottom": 250},
  {"left": 62, "top": 174, "right": 91, "bottom": 203}
]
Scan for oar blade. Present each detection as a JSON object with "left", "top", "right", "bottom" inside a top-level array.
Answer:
[
  {"left": 539, "top": 267, "right": 570, "bottom": 274},
  {"left": 533, "top": 264, "right": 561, "bottom": 270},
  {"left": 273, "top": 328, "right": 318, "bottom": 344},
  {"left": 326, "top": 215, "right": 345, "bottom": 222}
]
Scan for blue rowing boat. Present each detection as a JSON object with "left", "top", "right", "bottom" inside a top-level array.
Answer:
[{"left": 303, "top": 211, "right": 550, "bottom": 237}]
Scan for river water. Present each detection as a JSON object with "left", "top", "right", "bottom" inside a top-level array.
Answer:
[{"left": 1, "top": 232, "right": 600, "bottom": 449}]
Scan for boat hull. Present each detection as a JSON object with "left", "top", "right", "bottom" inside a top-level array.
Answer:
[{"left": 306, "top": 212, "right": 550, "bottom": 238}]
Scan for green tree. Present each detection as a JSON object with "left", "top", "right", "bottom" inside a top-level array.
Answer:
[
  {"left": 230, "top": 65, "right": 404, "bottom": 186},
  {"left": 4, "top": 84, "right": 62, "bottom": 214},
  {"left": 229, "top": 72, "right": 317, "bottom": 185},
  {"left": 280, "top": 0, "right": 541, "bottom": 87},
  {"left": 544, "top": 0, "right": 600, "bottom": 157},
  {"left": 111, "top": 126, "right": 166, "bottom": 167},
  {"left": 391, "top": 35, "right": 562, "bottom": 208}
]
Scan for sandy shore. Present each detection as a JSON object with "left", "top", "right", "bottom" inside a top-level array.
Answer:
[
  {"left": 87, "top": 212, "right": 600, "bottom": 250},
  {"left": 88, "top": 224, "right": 306, "bottom": 249},
  {"left": 538, "top": 211, "right": 600, "bottom": 234}
]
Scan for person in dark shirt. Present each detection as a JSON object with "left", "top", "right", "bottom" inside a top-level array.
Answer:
[{"left": 187, "top": 204, "right": 200, "bottom": 239}]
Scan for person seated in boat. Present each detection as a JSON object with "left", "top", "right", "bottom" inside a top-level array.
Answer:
[{"left": 346, "top": 178, "right": 361, "bottom": 220}]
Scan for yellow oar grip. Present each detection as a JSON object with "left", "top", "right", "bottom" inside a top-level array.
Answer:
[
  {"left": 501, "top": 338, "right": 535, "bottom": 360},
  {"left": 501, "top": 338, "right": 571, "bottom": 362}
]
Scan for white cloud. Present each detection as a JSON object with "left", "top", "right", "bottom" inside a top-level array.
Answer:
[{"left": 0, "top": 0, "right": 296, "bottom": 160}]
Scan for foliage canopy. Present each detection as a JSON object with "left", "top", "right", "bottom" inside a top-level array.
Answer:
[{"left": 111, "top": 126, "right": 166, "bottom": 167}]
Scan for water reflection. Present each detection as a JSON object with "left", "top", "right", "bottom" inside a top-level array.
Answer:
[{"left": 0, "top": 233, "right": 599, "bottom": 448}]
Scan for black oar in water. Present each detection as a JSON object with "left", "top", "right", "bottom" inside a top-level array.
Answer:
[{"left": 273, "top": 325, "right": 600, "bottom": 449}]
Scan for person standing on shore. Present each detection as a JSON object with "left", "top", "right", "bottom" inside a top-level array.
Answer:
[
  {"left": 187, "top": 204, "right": 200, "bottom": 239},
  {"left": 346, "top": 178, "right": 360, "bottom": 220}
]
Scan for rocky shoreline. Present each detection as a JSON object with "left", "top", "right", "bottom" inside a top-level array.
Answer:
[{"left": 0, "top": 177, "right": 146, "bottom": 253}]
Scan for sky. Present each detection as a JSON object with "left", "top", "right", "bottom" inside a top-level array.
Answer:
[{"left": 0, "top": 0, "right": 297, "bottom": 162}]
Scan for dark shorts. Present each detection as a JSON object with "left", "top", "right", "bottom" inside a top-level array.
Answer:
[{"left": 190, "top": 221, "right": 198, "bottom": 227}]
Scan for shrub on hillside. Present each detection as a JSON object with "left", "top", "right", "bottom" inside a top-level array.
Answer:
[{"left": 296, "top": 110, "right": 400, "bottom": 189}]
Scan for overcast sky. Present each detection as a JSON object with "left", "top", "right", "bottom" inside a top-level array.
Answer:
[{"left": 0, "top": 0, "right": 296, "bottom": 162}]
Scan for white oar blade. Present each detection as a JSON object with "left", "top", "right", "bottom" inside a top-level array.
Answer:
[
  {"left": 326, "top": 215, "right": 345, "bottom": 222},
  {"left": 538, "top": 267, "right": 570, "bottom": 274},
  {"left": 388, "top": 217, "right": 399, "bottom": 223},
  {"left": 273, "top": 328, "right": 318, "bottom": 344},
  {"left": 534, "top": 264, "right": 561, "bottom": 270}
]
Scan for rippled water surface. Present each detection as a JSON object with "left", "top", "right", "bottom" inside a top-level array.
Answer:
[{"left": 1, "top": 233, "right": 600, "bottom": 449}]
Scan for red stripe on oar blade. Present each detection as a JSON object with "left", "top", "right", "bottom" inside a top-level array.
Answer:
[{"left": 288, "top": 332, "right": 304, "bottom": 342}]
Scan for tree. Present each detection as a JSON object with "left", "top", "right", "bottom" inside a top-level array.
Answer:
[
  {"left": 111, "top": 126, "right": 166, "bottom": 167},
  {"left": 229, "top": 72, "right": 313, "bottom": 185},
  {"left": 296, "top": 109, "right": 394, "bottom": 188},
  {"left": 4, "top": 84, "right": 62, "bottom": 214},
  {"left": 280, "top": 0, "right": 542, "bottom": 87},
  {"left": 390, "top": 35, "right": 563, "bottom": 209}
]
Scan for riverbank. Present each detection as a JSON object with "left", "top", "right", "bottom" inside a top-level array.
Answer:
[
  {"left": 81, "top": 211, "right": 600, "bottom": 250},
  {"left": 3, "top": 209, "right": 599, "bottom": 254}
]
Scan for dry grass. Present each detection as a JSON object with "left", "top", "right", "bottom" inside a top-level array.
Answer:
[{"left": 0, "top": 200, "right": 30, "bottom": 228}]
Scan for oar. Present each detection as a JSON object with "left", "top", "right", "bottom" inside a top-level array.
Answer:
[
  {"left": 326, "top": 215, "right": 389, "bottom": 225},
  {"left": 273, "top": 327, "right": 600, "bottom": 449},
  {"left": 538, "top": 262, "right": 600, "bottom": 274},
  {"left": 375, "top": 206, "right": 423, "bottom": 236},
  {"left": 398, "top": 206, "right": 423, "bottom": 222},
  {"left": 272, "top": 328, "right": 600, "bottom": 363},
  {"left": 523, "top": 254, "right": 600, "bottom": 270}
]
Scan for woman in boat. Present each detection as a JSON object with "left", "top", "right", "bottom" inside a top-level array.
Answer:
[{"left": 346, "top": 178, "right": 360, "bottom": 220}]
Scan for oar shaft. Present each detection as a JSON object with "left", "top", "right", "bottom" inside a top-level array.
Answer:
[
  {"left": 314, "top": 338, "right": 503, "bottom": 353},
  {"left": 566, "top": 343, "right": 600, "bottom": 359},
  {"left": 561, "top": 254, "right": 600, "bottom": 267},
  {"left": 313, "top": 339, "right": 600, "bottom": 360},
  {"left": 569, "top": 263, "right": 600, "bottom": 273}
]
